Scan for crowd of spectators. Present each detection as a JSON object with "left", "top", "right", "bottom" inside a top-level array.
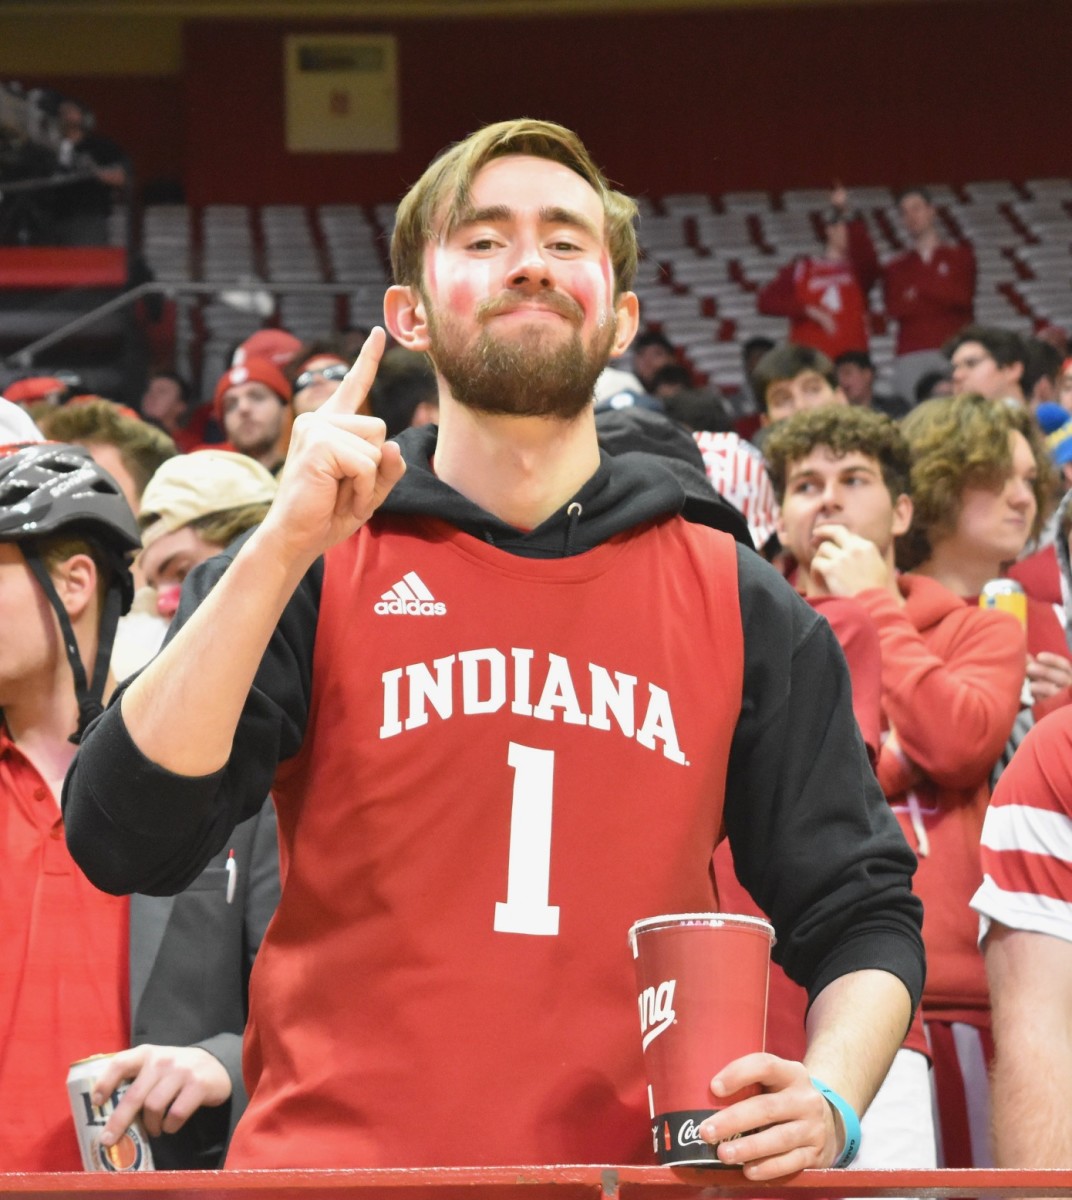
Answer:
[
  {"left": 1, "top": 118, "right": 1071, "bottom": 1176},
  {"left": 0, "top": 85, "right": 128, "bottom": 246}
]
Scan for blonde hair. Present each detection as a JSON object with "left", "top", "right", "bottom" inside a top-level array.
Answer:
[
  {"left": 898, "top": 392, "right": 1054, "bottom": 569},
  {"left": 188, "top": 503, "right": 272, "bottom": 549},
  {"left": 390, "top": 118, "right": 638, "bottom": 297}
]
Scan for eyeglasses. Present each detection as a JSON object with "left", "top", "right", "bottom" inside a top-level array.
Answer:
[
  {"left": 294, "top": 363, "right": 349, "bottom": 392},
  {"left": 951, "top": 353, "right": 993, "bottom": 373}
]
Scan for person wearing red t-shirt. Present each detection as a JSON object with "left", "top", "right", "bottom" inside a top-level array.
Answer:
[
  {"left": 971, "top": 706, "right": 1072, "bottom": 1167},
  {"left": 0, "top": 443, "right": 278, "bottom": 1171},
  {"left": 757, "top": 192, "right": 880, "bottom": 361},
  {"left": 882, "top": 188, "right": 976, "bottom": 402}
]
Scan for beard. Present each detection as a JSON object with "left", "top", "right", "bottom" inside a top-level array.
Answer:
[{"left": 426, "top": 291, "right": 616, "bottom": 421}]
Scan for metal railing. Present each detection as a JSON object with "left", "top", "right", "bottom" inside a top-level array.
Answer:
[
  {"left": 1, "top": 279, "right": 362, "bottom": 372},
  {"left": 3, "top": 1166, "right": 1072, "bottom": 1199}
]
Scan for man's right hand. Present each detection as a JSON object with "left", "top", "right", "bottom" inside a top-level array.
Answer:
[{"left": 259, "top": 327, "right": 407, "bottom": 566}]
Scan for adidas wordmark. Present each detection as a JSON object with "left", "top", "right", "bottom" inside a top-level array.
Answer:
[{"left": 374, "top": 571, "right": 447, "bottom": 616}]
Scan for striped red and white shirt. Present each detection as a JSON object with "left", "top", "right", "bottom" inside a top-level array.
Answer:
[{"left": 972, "top": 705, "right": 1072, "bottom": 944}]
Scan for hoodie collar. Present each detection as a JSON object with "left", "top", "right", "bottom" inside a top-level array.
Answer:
[
  {"left": 380, "top": 424, "right": 751, "bottom": 558},
  {"left": 898, "top": 572, "right": 973, "bottom": 630}
]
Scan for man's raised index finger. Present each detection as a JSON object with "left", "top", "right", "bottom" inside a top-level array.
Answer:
[{"left": 320, "top": 326, "right": 387, "bottom": 416}]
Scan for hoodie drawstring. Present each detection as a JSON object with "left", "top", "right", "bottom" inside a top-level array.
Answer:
[{"left": 564, "top": 502, "right": 582, "bottom": 556}]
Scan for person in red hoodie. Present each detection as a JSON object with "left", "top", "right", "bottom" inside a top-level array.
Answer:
[
  {"left": 766, "top": 400, "right": 1027, "bottom": 1168},
  {"left": 902, "top": 396, "right": 1069, "bottom": 752},
  {"left": 895, "top": 393, "right": 1059, "bottom": 1163}
]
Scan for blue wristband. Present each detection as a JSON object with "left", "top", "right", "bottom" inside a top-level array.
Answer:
[{"left": 810, "top": 1077, "right": 861, "bottom": 1167}]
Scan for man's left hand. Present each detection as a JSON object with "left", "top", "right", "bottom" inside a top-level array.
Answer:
[
  {"left": 1026, "top": 651, "right": 1072, "bottom": 703},
  {"left": 92, "top": 1044, "right": 232, "bottom": 1145},
  {"left": 698, "top": 1054, "right": 839, "bottom": 1178}
]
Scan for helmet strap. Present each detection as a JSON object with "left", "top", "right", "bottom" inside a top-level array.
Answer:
[{"left": 22, "top": 547, "right": 119, "bottom": 742}]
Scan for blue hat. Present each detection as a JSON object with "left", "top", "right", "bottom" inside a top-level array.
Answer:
[
  {"left": 1036, "top": 402, "right": 1070, "bottom": 434},
  {"left": 1046, "top": 418, "right": 1072, "bottom": 467}
]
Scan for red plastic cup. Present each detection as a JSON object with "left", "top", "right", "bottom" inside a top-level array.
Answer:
[{"left": 628, "top": 912, "right": 774, "bottom": 1166}]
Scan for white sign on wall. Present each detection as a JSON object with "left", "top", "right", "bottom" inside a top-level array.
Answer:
[{"left": 285, "top": 34, "right": 398, "bottom": 153}]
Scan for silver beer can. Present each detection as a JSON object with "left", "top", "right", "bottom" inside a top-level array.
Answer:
[{"left": 67, "top": 1054, "right": 155, "bottom": 1172}]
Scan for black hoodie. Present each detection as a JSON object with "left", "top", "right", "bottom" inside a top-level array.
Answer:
[{"left": 64, "top": 424, "right": 924, "bottom": 1012}]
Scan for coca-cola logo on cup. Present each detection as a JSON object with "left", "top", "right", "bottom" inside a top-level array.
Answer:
[
  {"left": 678, "top": 1118, "right": 704, "bottom": 1148},
  {"left": 638, "top": 978, "right": 676, "bottom": 1049}
]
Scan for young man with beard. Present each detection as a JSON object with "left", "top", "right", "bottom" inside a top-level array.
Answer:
[
  {"left": 212, "top": 359, "right": 292, "bottom": 474},
  {"left": 65, "top": 119, "right": 923, "bottom": 1175}
]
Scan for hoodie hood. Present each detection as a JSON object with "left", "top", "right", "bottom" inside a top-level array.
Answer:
[
  {"left": 381, "top": 424, "right": 753, "bottom": 558},
  {"left": 898, "top": 572, "right": 975, "bottom": 632},
  {"left": 1054, "top": 488, "right": 1072, "bottom": 626}
]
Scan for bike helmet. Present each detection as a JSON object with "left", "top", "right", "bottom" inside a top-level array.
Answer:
[{"left": 0, "top": 442, "right": 141, "bottom": 738}]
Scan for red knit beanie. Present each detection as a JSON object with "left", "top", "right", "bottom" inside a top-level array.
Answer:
[{"left": 213, "top": 358, "right": 293, "bottom": 421}]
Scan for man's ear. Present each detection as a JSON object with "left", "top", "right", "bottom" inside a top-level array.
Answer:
[
  {"left": 610, "top": 291, "right": 641, "bottom": 359},
  {"left": 385, "top": 285, "right": 430, "bottom": 352},
  {"left": 50, "top": 553, "right": 98, "bottom": 622},
  {"left": 892, "top": 493, "right": 914, "bottom": 538}
]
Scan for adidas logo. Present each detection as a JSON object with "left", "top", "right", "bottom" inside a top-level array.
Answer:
[{"left": 374, "top": 571, "right": 447, "bottom": 617}]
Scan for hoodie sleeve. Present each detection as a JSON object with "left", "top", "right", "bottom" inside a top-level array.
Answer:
[
  {"left": 857, "top": 584, "right": 1024, "bottom": 790},
  {"left": 63, "top": 536, "right": 321, "bottom": 897},
  {"left": 722, "top": 548, "right": 925, "bottom": 1014}
]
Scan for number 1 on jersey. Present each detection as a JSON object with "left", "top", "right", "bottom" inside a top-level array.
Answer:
[{"left": 494, "top": 742, "right": 561, "bottom": 936}]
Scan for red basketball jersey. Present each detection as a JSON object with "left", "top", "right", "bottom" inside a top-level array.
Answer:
[{"left": 229, "top": 513, "right": 744, "bottom": 1168}]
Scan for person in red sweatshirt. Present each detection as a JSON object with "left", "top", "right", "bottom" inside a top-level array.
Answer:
[
  {"left": 756, "top": 190, "right": 880, "bottom": 361},
  {"left": 882, "top": 187, "right": 976, "bottom": 402},
  {"left": 766, "top": 400, "right": 1027, "bottom": 1167},
  {"left": 904, "top": 393, "right": 1067, "bottom": 715}
]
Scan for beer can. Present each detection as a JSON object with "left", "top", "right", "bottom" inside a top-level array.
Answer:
[
  {"left": 979, "top": 578, "right": 1027, "bottom": 629},
  {"left": 67, "top": 1055, "right": 154, "bottom": 1172}
]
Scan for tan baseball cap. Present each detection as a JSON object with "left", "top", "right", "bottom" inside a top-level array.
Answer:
[{"left": 138, "top": 449, "right": 277, "bottom": 551}]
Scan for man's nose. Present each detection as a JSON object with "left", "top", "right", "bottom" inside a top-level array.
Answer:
[
  {"left": 506, "top": 239, "right": 553, "bottom": 291},
  {"left": 818, "top": 482, "right": 842, "bottom": 511},
  {"left": 1008, "top": 478, "right": 1034, "bottom": 509}
]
